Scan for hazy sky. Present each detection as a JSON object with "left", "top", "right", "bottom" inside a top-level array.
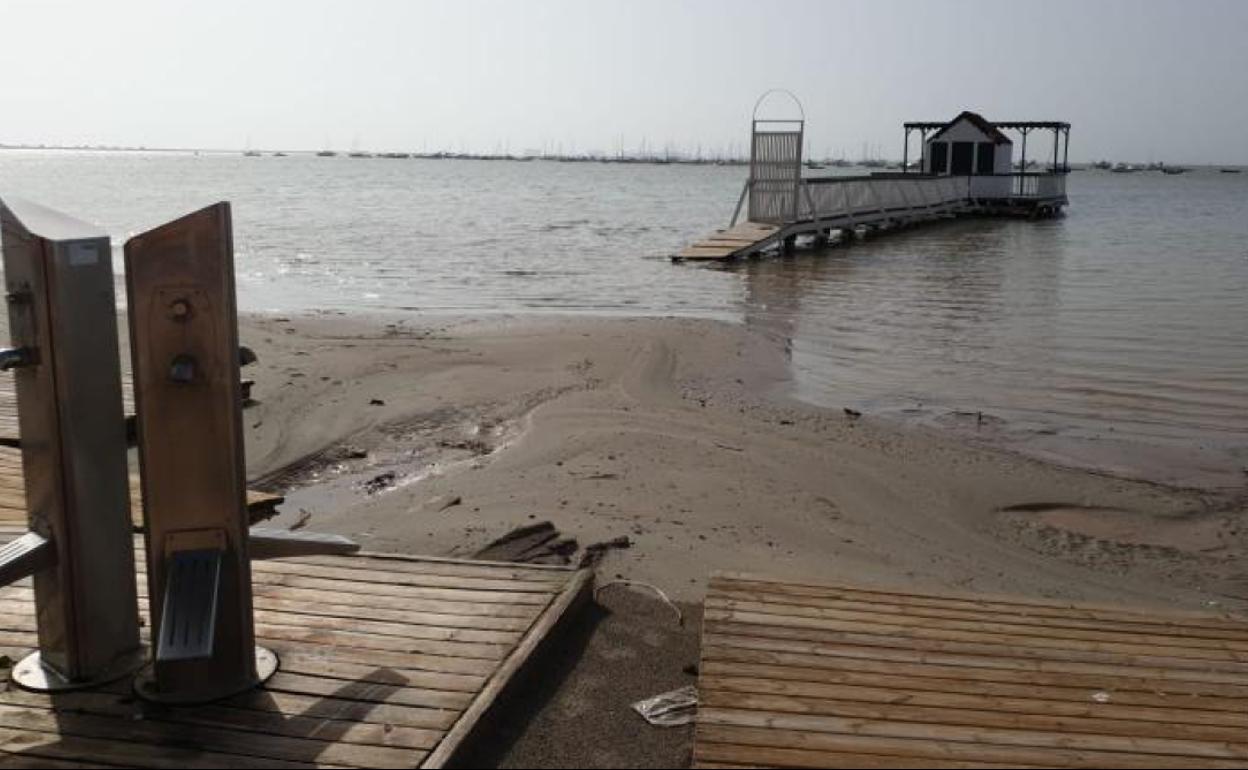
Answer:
[{"left": 3, "top": 0, "right": 1246, "bottom": 163}]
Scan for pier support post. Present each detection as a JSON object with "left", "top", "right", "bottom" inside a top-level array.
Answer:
[
  {"left": 782, "top": 234, "right": 797, "bottom": 255},
  {"left": 0, "top": 198, "right": 143, "bottom": 692},
  {"left": 125, "top": 202, "right": 356, "bottom": 705},
  {"left": 126, "top": 203, "right": 270, "bottom": 704}
]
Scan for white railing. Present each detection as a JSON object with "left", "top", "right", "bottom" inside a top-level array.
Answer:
[
  {"left": 970, "top": 173, "right": 1067, "bottom": 200},
  {"left": 801, "top": 175, "right": 968, "bottom": 223},
  {"left": 742, "top": 172, "right": 1067, "bottom": 225}
]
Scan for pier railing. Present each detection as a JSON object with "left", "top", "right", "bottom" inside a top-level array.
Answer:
[
  {"left": 738, "top": 171, "right": 1068, "bottom": 227},
  {"left": 969, "top": 172, "right": 1067, "bottom": 201},
  {"left": 802, "top": 175, "right": 968, "bottom": 224}
]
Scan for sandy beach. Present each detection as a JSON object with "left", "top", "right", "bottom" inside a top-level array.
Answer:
[
  {"left": 217, "top": 309, "right": 1248, "bottom": 766},
  {"left": 220, "top": 310, "right": 1246, "bottom": 766},
  {"left": 240, "top": 311, "right": 1246, "bottom": 610}
]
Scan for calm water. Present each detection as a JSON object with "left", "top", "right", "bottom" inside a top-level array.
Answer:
[{"left": 3, "top": 151, "right": 1247, "bottom": 476}]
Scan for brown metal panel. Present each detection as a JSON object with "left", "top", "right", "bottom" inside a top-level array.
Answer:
[
  {"left": 125, "top": 202, "right": 258, "bottom": 697},
  {"left": 0, "top": 197, "right": 140, "bottom": 683}
]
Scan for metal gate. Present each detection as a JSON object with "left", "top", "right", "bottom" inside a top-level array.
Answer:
[{"left": 747, "top": 90, "right": 805, "bottom": 225}]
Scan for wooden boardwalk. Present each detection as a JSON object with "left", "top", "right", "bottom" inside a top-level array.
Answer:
[
  {"left": 0, "top": 521, "right": 593, "bottom": 768},
  {"left": 0, "top": 445, "right": 282, "bottom": 527},
  {"left": 695, "top": 572, "right": 1248, "bottom": 769},
  {"left": 676, "top": 222, "right": 783, "bottom": 261},
  {"left": 0, "top": 370, "right": 278, "bottom": 525},
  {"left": 0, "top": 373, "right": 253, "bottom": 446}
]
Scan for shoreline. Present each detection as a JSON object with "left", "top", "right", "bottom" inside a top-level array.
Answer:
[{"left": 237, "top": 309, "right": 1247, "bottom": 611}]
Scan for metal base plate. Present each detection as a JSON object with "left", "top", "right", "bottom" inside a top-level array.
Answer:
[
  {"left": 11, "top": 648, "right": 146, "bottom": 693},
  {"left": 133, "top": 645, "right": 279, "bottom": 705}
]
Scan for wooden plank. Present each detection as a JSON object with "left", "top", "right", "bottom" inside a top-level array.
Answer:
[
  {"left": 704, "top": 619, "right": 1248, "bottom": 674},
  {"left": 704, "top": 605, "right": 1248, "bottom": 663},
  {"left": 699, "top": 708, "right": 1248, "bottom": 762},
  {"left": 292, "top": 552, "right": 574, "bottom": 579},
  {"left": 711, "top": 588, "right": 1248, "bottom": 644},
  {"left": 716, "top": 572, "right": 1248, "bottom": 629},
  {"left": 696, "top": 572, "right": 1248, "bottom": 769},
  {"left": 697, "top": 685, "right": 1248, "bottom": 743},
  {"left": 695, "top": 724, "right": 1246, "bottom": 770},
  {"left": 703, "top": 631, "right": 1248, "bottom": 687},
  {"left": 699, "top": 656, "right": 1248, "bottom": 712},
  {"left": 695, "top": 742, "right": 1041, "bottom": 769},
  {"left": 0, "top": 725, "right": 351, "bottom": 769},
  {"left": 420, "top": 568, "right": 594, "bottom": 768},
  {"left": 253, "top": 558, "right": 563, "bottom": 593},
  {"left": 678, "top": 247, "right": 743, "bottom": 260},
  {"left": 0, "top": 685, "right": 446, "bottom": 749},
  {"left": 0, "top": 446, "right": 283, "bottom": 527}
]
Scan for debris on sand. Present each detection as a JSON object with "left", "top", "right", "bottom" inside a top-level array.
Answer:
[
  {"left": 632, "top": 685, "right": 698, "bottom": 727},
  {"left": 424, "top": 494, "right": 463, "bottom": 512},
  {"left": 362, "top": 471, "right": 396, "bottom": 494},
  {"left": 843, "top": 407, "right": 862, "bottom": 418},
  {"left": 579, "top": 536, "right": 632, "bottom": 568},
  {"left": 369, "top": 398, "right": 386, "bottom": 406},
  {"left": 289, "top": 509, "right": 313, "bottom": 531},
  {"left": 438, "top": 438, "right": 492, "bottom": 455},
  {"left": 474, "top": 521, "right": 579, "bottom": 565}
]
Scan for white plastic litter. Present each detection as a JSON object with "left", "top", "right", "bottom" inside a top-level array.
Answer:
[
  {"left": 1091, "top": 690, "right": 1112, "bottom": 703},
  {"left": 632, "top": 685, "right": 698, "bottom": 727}
]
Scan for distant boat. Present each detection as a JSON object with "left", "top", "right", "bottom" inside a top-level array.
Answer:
[
  {"left": 1161, "top": 167, "right": 1188, "bottom": 175},
  {"left": 1110, "top": 163, "right": 1139, "bottom": 173},
  {"left": 243, "top": 150, "right": 261, "bottom": 157},
  {"left": 1090, "top": 160, "right": 1112, "bottom": 170},
  {"left": 316, "top": 150, "right": 336, "bottom": 157},
  {"left": 1220, "top": 168, "right": 1241, "bottom": 174},
  {"left": 805, "top": 160, "right": 825, "bottom": 170},
  {"left": 273, "top": 152, "right": 287, "bottom": 157}
]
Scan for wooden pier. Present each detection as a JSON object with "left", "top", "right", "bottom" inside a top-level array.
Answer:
[
  {"left": 0, "top": 519, "right": 593, "bottom": 768},
  {"left": 677, "top": 104, "right": 1070, "bottom": 262},
  {"left": 694, "top": 572, "right": 1248, "bottom": 768}
]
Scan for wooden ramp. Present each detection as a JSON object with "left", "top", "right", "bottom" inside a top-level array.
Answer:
[
  {"left": 695, "top": 572, "right": 1248, "bottom": 769},
  {"left": 0, "top": 521, "right": 593, "bottom": 769},
  {"left": 676, "top": 222, "right": 783, "bottom": 261}
]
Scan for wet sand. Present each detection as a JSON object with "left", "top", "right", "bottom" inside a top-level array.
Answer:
[
  {"left": 235, "top": 310, "right": 1247, "bottom": 767},
  {"left": 241, "top": 311, "right": 1246, "bottom": 608}
]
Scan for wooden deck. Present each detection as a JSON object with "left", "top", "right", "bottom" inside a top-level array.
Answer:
[
  {"left": 695, "top": 572, "right": 1248, "bottom": 769},
  {"left": 0, "top": 372, "right": 253, "bottom": 447},
  {"left": 0, "top": 521, "right": 593, "bottom": 768},
  {"left": 676, "top": 222, "right": 782, "bottom": 261},
  {"left": 0, "top": 445, "right": 283, "bottom": 527}
]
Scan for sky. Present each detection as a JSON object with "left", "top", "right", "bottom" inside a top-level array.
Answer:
[{"left": 2, "top": 0, "right": 1246, "bottom": 163}]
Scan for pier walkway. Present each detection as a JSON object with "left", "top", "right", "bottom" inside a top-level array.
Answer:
[{"left": 677, "top": 102, "right": 1069, "bottom": 262}]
